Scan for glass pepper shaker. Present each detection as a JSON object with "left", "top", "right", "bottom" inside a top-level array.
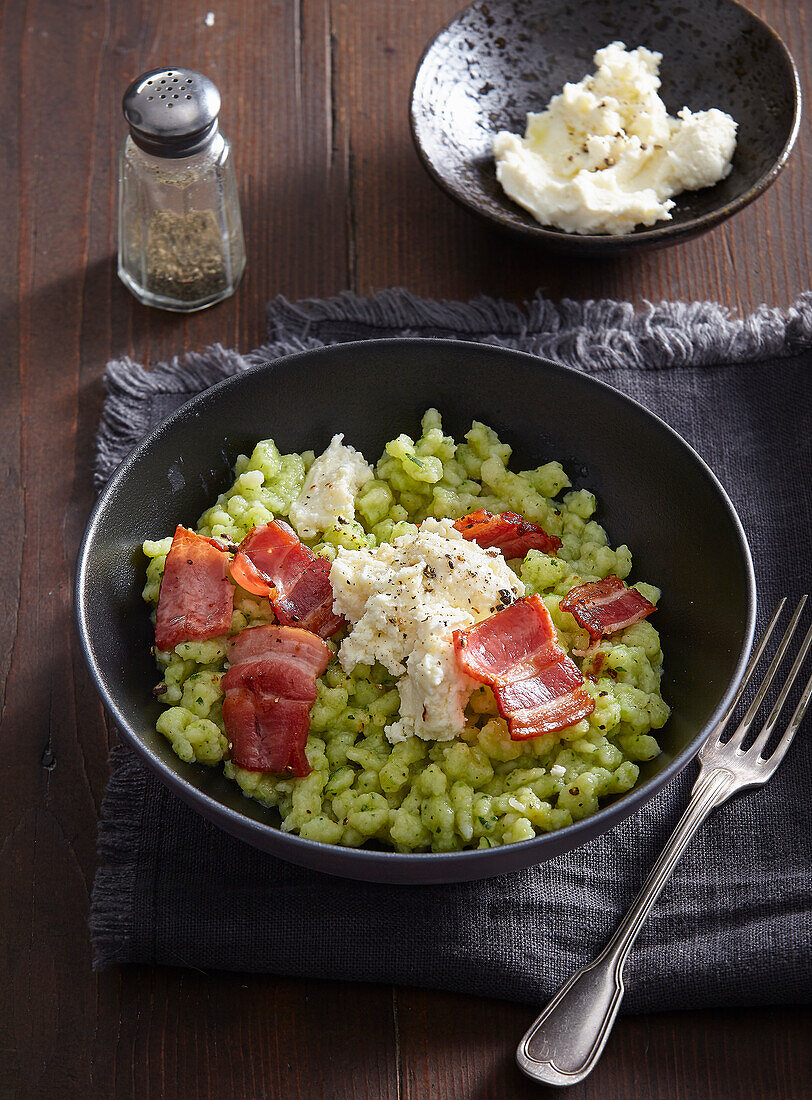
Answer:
[{"left": 118, "top": 67, "right": 246, "bottom": 312}]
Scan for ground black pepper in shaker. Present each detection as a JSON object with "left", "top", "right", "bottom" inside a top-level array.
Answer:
[{"left": 118, "top": 67, "right": 246, "bottom": 312}]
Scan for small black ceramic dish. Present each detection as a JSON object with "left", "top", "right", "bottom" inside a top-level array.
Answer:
[
  {"left": 76, "top": 340, "right": 756, "bottom": 884},
  {"left": 410, "top": 0, "right": 800, "bottom": 253}
]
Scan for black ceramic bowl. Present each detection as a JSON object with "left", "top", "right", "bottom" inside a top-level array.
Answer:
[
  {"left": 76, "top": 340, "right": 755, "bottom": 883},
  {"left": 410, "top": 0, "right": 800, "bottom": 253}
]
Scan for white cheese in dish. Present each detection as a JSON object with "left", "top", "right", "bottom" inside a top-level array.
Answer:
[
  {"left": 330, "top": 518, "right": 525, "bottom": 743},
  {"left": 492, "top": 42, "right": 738, "bottom": 236},
  {"left": 289, "top": 434, "right": 374, "bottom": 539}
]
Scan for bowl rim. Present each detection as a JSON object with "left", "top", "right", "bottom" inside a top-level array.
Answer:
[
  {"left": 409, "top": 0, "right": 802, "bottom": 246},
  {"left": 76, "top": 337, "right": 757, "bottom": 879}
]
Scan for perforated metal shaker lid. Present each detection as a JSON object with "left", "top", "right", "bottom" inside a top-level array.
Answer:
[{"left": 122, "top": 68, "right": 221, "bottom": 157}]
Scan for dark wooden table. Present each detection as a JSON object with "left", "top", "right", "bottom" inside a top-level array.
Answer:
[{"left": 3, "top": 1, "right": 810, "bottom": 1096}]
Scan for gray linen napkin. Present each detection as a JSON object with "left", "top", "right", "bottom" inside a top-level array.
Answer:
[{"left": 91, "top": 291, "right": 812, "bottom": 1012}]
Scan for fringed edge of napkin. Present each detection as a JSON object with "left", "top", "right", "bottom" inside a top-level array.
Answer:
[
  {"left": 96, "top": 289, "right": 812, "bottom": 489},
  {"left": 263, "top": 288, "right": 812, "bottom": 367},
  {"left": 91, "top": 746, "right": 152, "bottom": 966}
]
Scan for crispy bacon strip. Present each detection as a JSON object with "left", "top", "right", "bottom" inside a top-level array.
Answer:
[
  {"left": 222, "top": 625, "right": 331, "bottom": 775},
  {"left": 560, "top": 576, "right": 656, "bottom": 645},
  {"left": 155, "top": 526, "right": 234, "bottom": 651},
  {"left": 454, "top": 509, "right": 561, "bottom": 558},
  {"left": 232, "top": 521, "right": 344, "bottom": 637},
  {"left": 453, "top": 595, "right": 594, "bottom": 739}
]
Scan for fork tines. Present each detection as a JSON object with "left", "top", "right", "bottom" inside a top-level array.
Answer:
[{"left": 700, "top": 595, "right": 812, "bottom": 772}]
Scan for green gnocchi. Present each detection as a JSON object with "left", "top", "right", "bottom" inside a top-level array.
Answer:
[{"left": 144, "top": 410, "right": 669, "bottom": 852}]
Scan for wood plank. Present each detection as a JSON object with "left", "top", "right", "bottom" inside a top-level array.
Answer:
[
  {"left": 395, "top": 990, "right": 812, "bottom": 1100},
  {"left": 1, "top": 0, "right": 118, "bottom": 1095},
  {"left": 0, "top": 0, "right": 809, "bottom": 1096},
  {"left": 92, "top": 970, "right": 399, "bottom": 1100}
]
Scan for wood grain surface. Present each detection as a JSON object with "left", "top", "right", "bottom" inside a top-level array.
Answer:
[{"left": 1, "top": 1, "right": 809, "bottom": 1097}]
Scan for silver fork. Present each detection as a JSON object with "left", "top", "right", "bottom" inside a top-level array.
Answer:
[{"left": 516, "top": 596, "right": 812, "bottom": 1088}]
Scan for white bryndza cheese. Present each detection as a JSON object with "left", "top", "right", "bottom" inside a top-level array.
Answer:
[
  {"left": 330, "top": 518, "right": 525, "bottom": 743},
  {"left": 289, "top": 434, "right": 374, "bottom": 539},
  {"left": 492, "top": 42, "right": 738, "bottom": 236}
]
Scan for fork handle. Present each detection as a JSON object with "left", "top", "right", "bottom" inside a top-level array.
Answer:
[{"left": 516, "top": 766, "right": 737, "bottom": 1087}]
